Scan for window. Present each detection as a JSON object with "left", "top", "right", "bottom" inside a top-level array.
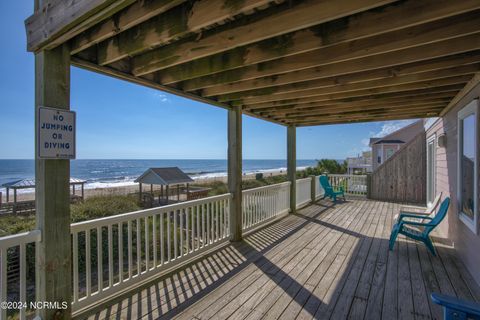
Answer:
[
  {"left": 386, "top": 148, "right": 395, "bottom": 160},
  {"left": 426, "top": 135, "right": 436, "bottom": 206},
  {"left": 457, "top": 99, "right": 479, "bottom": 234}
]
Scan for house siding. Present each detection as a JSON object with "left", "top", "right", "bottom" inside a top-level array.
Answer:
[{"left": 426, "top": 83, "right": 480, "bottom": 285}]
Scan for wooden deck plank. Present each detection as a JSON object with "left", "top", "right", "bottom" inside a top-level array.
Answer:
[
  {"left": 262, "top": 200, "right": 371, "bottom": 319},
  {"left": 364, "top": 201, "right": 392, "bottom": 320},
  {"left": 310, "top": 200, "right": 379, "bottom": 319},
  {"left": 82, "top": 199, "right": 480, "bottom": 320},
  {"left": 201, "top": 201, "right": 358, "bottom": 320}
]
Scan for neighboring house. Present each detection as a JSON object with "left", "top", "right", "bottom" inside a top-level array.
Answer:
[
  {"left": 424, "top": 94, "right": 480, "bottom": 286},
  {"left": 346, "top": 151, "right": 372, "bottom": 174},
  {"left": 370, "top": 120, "right": 425, "bottom": 171}
]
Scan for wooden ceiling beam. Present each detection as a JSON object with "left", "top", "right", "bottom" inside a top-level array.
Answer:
[
  {"left": 69, "top": 0, "right": 186, "bottom": 55},
  {"left": 253, "top": 93, "right": 457, "bottom": 114},
  {"left": 183, "top": 33, "right": 480, "bottom": 93},
  {"left": 273, "top": 105, "right": 445, "bottom": 122},
  {"left": 158, "top": 7, "right": 480, "bottom": 84},
  {"left": 288, "top": 111, "right": 440, "bottom": 126},
  {"left": 131, "top": 0, "right": 397, "bottom": 76},
  {"left": 440, "top": 72, "right": 480, "bottom": 116},
  {"left": 295, "top": 114, "right": 431, "bottom": 126},
  {"left": 25, "top": 0, "right": 135, "bottom": 52},
  {"left": 219, "top": 64, "right": 479, "bottom": 104},
  {"left": 95, "top": 0, "right": 275, "bottom": 65},
  {"left": 243, "top": 85, "right": 463, "bottom": 110},
  {"left": 264, "top": 100, "right": 452, "bottom": 118},
  {"left": 239, "top": 76, "right": 470, "bottom": 108},
  {"left": 204, "top": 52, "right": 480, "bottom": 97}
]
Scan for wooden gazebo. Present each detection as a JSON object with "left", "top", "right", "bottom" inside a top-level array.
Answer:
[
  {"left": 135, "top": 167, "right": 194, "bottom": 206},
  {"left": 23, "top": 0, "right": 480, "bottom": 318}
]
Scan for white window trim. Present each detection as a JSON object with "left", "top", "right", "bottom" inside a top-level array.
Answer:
[
  {"left": 426, "top": 134, "right": 436, "bottom": 207},
  {"left": 457, "top": 99, "right": 479, "bottom": 234}
]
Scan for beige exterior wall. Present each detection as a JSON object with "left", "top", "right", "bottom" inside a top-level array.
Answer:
[
  {"left": 426, "top": 83, "right": 480, "bottom": 285},
  {"left": 371, "top": 120, "right": 425, "bottom": 171}
]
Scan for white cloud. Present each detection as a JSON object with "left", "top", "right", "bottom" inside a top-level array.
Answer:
[
  {"left": 354, "top": 119, "right": 417, "bottom": 154},
  {"left": 151, "top": 91, "right": 169, "bottom": 102}
]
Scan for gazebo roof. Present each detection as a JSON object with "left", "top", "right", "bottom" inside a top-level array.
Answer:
[
  {"left": 134, "top": 167, "right": 194, "bottom": 186},
  {"left": 24, "top": 0, "right": 480, "bottom": 127},
  {"left": 2, "top": 177, "right": 86, "bottom": 189}
]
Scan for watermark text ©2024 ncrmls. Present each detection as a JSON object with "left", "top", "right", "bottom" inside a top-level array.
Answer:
[{"left": 1, "top": 301, "right": 68, "bottom": 310}]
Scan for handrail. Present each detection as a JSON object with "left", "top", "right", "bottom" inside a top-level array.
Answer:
[
  {"left": 71, "top": 193, "right": 232, "bottom": 232},
  {"left": 0, "top": 229, "right": 41, "bottom": 250},
  {"left": 242, "top": 181, "right": 290, "bottom": 194}
]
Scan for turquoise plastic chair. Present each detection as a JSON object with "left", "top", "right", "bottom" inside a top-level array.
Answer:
[
  {"left": 319, "top": 175, "right": 345, "bottom": 202},
  {"left": 389, "top": 197, "right": 450, "bottom": 256},
  {"left": 431, "top": 293, "right": 480, "bottom": 320}
]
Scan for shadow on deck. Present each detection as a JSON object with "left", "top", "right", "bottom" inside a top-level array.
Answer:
[{"left": 83, "top": 199, "right": 480, "bottom": 320}]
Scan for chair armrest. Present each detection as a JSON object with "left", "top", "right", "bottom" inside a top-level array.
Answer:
[
  {"left": 431, "top": 293, "right": 480, "bottom": 317},
  {"left": 399, "top": 220, "right": 430, "bottom": 227},
  {"left": 398, "top": 213, "right": 433, "bottom": 222},
  {"left": 400, "top": 205, "right": 427, "bottom": 213}
]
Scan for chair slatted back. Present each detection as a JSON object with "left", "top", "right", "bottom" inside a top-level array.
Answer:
[{"left": 424, "top": 197, "right": 450, "bottom": 235}]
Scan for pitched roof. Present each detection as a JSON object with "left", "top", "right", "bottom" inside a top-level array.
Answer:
[
  {"left": 374, "top": 139, "right": 405, "bottom": 144},
  {"left": 134, "top": 167, "right": 194, "bottom": 185},
  {"left": 2, "top": 177, "right": 86, "bottom": 189}
]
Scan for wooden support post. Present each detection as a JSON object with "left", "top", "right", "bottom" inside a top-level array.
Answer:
[
  {"left": 6, "top": 187, "right": 9, "bottom": 203},
  {"left": 166, "top": 185, "right": 169, "bottom": 204},
  {"left": 81, "top": 183, "right": 84, "bottom": 200},
  {"left": 366, "top": 173, "right": 372, "bottom": 199},
  {"left": 186, "top": 183, "right": 190, "bottom": 200},
  {"left": 310, "top": 175, "right": 316, "bottom": 203},
  {"left": 72, "top": 184, "right": 75, "bottom": 195},
  {"left": 287, "top": 125, "right": 296, "bottom": 213},
  {"left": 139, "top": 183, "right": 142, "bottom": 203},
  {"left": 150, "top": 184, "right": 153, "bottom": 196},
  {"left": 35, "top": 44, "right": 72, "bottom": 319},
  {"left": 228, "top": 107, "right": 242, "bottom": 241},
  {"left": 177, "top": 184, "right": 180, "bottom": 201}
]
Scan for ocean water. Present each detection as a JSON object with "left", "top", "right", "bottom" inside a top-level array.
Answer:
[{"left": 0, "top": 159, "right": 318, "bottom": 192}]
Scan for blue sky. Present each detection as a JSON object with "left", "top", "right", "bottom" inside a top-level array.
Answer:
[{"left": 0, "top": 2, "right": 416, "bottom": 160}]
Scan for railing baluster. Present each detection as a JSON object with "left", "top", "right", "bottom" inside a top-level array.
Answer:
[
  {"left": 128, "top": 220, "right": 132, "bottom": 279},
  {"left": 108, "top": 225, "right": 113, "bottom": 287},
  {"left": 179, "top": 209, "right": 183, "bottom": 257},
  {"left": 174, "top": 210, "right": 178, "bottom": 259},
  {"left": 160, "top": 212, "right": 164, "bottom": 265},
  {"left": 144, "top": 217, "right": 149, "bottom": 270},
  {"left": 73, "top": 232, "right": 79, "bottom": 303},
  {"left": 136, "top": 218, "right": 141, "bottom": 274},
  {"left": 186, "top": 207, "right": 190, "bottom": 254},
  {"left": 0, "top": 248, "right": 6, "bottom": 320},
  {"left": 19, "top": 243, "right": 26, "bottom": 320},
  {"left": 85, "top": 229, "right": 91, "bottom": 297},
  {"left": 97, "top": 226, "right": 103, "bottom": 293},
  {"left": 118, "top": 222, "right": 123, "bottom": 282},
  {"left": 153, "top": 214, "right": 157, "bottom": 269},
  {"left": 167, "top": 211, "right": 171, "bottom": 262}
]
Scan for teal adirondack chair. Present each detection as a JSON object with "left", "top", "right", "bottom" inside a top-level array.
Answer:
[
  {"left": 389, "top": 197, "right": 450, "bottom": 256},
  {"left": 319, "top": 175, "right": 345, "bottom": 202}
]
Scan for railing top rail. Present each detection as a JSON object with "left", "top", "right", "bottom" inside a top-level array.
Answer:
[
  {"left": 71, "top": 193, "right": 232, "bottom": 232},
  {"left": 242, "top": 181, "right": 291, "bottom": 194},
  {"left": 296, "top": 177, "right": 312, "bottom": 183},
  {"left": 0, "top": 229, "right": 41, "bottom": 249},
  {"left": 327, "top": 174, "right": 367, "bottom": 178}
]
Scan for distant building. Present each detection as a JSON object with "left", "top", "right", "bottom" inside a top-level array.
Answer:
[
  {"left": 370, "top": 120, "right": 425, "bottom": 171},
  {"left": 346, "top": 151, "right": 372, "bottom": 174}
]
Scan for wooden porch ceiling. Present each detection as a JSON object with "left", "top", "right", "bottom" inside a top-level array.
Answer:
[{"left": 26, "top": 0, "right": 480, "bottom": 126}]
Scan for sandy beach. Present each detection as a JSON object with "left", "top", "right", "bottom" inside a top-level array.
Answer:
[{"left": 3, "top": 168, "right": 288, "bottom": 203}]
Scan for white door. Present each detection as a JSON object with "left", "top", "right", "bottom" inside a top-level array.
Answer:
[{"left": 426, "top": 135, "right": 436, "bottom": 206}]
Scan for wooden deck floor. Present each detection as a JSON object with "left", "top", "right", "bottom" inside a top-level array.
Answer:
[{"left": 85, "top": 199, "right": 480, "bottom": 320}]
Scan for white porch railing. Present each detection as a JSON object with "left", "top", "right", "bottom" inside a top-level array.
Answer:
[
  {"left": 242, "top": 182, "right": 290, "bottom": 232},
  {"left": 296, "top": 178, "right": 312, "bottom": 209},
  {"left": 314, "top": 175, "right": 324, "bottom": 199},
  {"left": 328, "top": 174, "right": 367, "bottom": 196},
  {"left": 0, "top": 230, "right": 41, "bottom": 320},
  {"left": 70, "top": 193, "right": 231, "bottom": 313}
]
